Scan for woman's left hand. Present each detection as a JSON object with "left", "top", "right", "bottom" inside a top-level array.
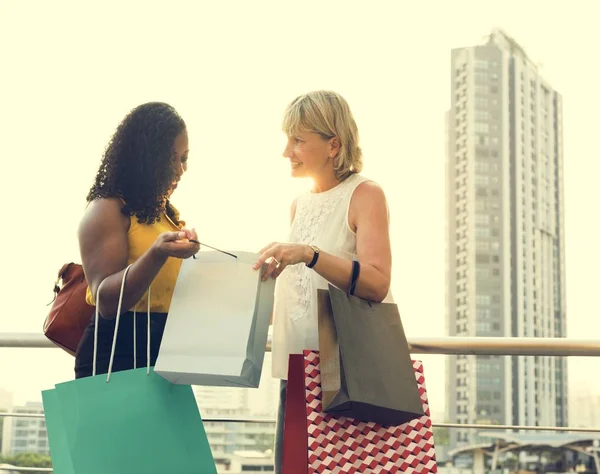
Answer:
[{"left": 253, "top": 242, "right": 311, "bottom": 280}]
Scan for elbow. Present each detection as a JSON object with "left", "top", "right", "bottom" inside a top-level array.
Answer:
[
  {"left": 90, "top": 285, "right": 117, "bottom": 320},
  {"left": 371, "top": 289, "right": 388, "bottom": 303},
  {"left": 95, "top": 301, "right": 116, "bottom": 320},
  {"left": 370, "top": 279, "right": 390, "bottom": 303},
  {"left": 98, "top": 308, "right": 117, "bottom": 320}
]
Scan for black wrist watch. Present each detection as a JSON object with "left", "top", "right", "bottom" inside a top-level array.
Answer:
[{"left": 306, "top": 245, "right": 320, "bottom": 269}]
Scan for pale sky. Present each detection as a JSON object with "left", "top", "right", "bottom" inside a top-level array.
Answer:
[{"left": 1, "top": 0, "right": 599, "bottom": 423}]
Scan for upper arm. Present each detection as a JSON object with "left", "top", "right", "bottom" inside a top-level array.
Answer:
[
  {"left": 78, "top": 198, "right": 130, "bottom": 299},
  {"left": 350, "top": 181, "right": 392, "bottom": 284}
]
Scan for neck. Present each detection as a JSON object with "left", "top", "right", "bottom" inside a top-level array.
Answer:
[{"left": 312, "top": 173, "right": 341, "bottom": 193}]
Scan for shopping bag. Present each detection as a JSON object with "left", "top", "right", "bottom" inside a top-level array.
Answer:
[
  {"left": 41, "top": 389, "right": 74, "bottom": 474},
  {"left": 317, "top": 285, "right": 425, "bottom": 425},
  {"left": 155, "top": 251, "right": 275, "bottom": 387},
  {"left": 43, "top": 262, "right": 93, "bottom": 356},
  {"left": 43, "top": 264, "right": 217, "bottom": 474},
  {"left": 304, "top": 350, "right": 437, "bottom": 473},
  {"left": 51, "top": 367, "right": 215, "bottom": 474},
  {"left": 281, "top": 354, "right": 309, "bottom": 473}
]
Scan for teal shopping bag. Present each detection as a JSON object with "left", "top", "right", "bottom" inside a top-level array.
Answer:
[
  {"left": 42, "top": 264, "right": 217, "bottom": 474},
  {"left": 41, "top": 389, "right": 74, "bottom": 474},
  {"left": 50, "top": 367, "right": 216, "bottom": 474}
]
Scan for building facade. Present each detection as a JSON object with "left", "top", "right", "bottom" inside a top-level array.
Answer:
[
  {"left": 1, "top": 402, "right": 48, "bottom": 456},
  {"left": 446, "top": 29, "right": 568, "bottom": 448},
  {"left": 194, "top": 353, "right": 279, "bottom": 460}
]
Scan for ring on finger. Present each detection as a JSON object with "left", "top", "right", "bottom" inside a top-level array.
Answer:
[{"left": 273, "top": 257, "right": 281, "bottom": 267}]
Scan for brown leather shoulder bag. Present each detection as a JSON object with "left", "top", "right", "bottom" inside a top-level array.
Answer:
[{"left": 43, "top": 263, "right": 94, "bottom": 356}]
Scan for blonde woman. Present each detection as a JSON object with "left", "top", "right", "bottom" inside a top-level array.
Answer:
[{"left": 254, "top": 91, "right": 393, "bottom": 472}]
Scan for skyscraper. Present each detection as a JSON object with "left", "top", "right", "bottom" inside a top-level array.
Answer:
[{"left": 445, "top": 29, "right": 567, "bottom": 448}]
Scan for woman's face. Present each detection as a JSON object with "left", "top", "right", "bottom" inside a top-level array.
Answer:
[
  {"left": 282, "top": 131, "right": 333, "bottom": 178},
  {"left": 168, "top": 129, "right": 189, "bottom": 195}
]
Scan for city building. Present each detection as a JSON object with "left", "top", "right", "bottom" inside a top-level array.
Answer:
[
  {"left": 194, "top": 353, "right": 279, "bottom": 460},
  {"left": 445, "top": 28, "right": 568, "bottom": 448},
  {"left": 227, "top": 450, "right": 274, "bottom": 473},
  {"left": 569, "top": 388, "right": 600, "bottom": 429},
  {"left": 0, "top": 388, "right": 12, "bottom": 412},
  {"left": 1, "top": 402, "right": 48, "bottom": 456}
]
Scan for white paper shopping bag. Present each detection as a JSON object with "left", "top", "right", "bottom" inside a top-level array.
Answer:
[{"left": 154, "top": 251, "right": 275, "bottom": 388}]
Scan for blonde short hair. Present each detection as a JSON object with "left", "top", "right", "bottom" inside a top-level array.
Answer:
[{"left": 282, "top": 90, "right": 363, "bottom": 180}]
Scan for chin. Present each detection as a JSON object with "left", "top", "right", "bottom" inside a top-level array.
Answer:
[{"left": 291, "top": 168, "right": 308, "bottom": 179}]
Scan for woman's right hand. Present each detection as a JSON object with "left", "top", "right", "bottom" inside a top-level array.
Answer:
[{"left": 152, "top": 230, "right": 200, "bottom": 259}]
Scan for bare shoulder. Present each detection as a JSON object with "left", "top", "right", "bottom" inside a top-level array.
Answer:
[
  {"left": 79, "top": 197, "right": 129, "bottom": 235},
  {"left": 90, "top": 196, "right": 125, "bottom": 210},
  {"left": 352, "top": 180, "right": 387, "bottom": 205},
  {"left": 349, "top": 179, "right": 389, "bottom": 231}
]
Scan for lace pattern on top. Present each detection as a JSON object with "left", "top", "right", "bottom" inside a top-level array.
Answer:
[{"left": 281, "top": 177, "right": 357, "bottom": 321}]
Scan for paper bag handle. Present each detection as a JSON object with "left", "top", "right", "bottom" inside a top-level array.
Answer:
[
  {"left": 92, "top": 265, "right": 152, "bottom": 381},
  {"left": 131, "top": 298, "right": 151, "bottom": 372}
]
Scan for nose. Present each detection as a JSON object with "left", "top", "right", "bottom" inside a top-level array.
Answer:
[{"left": 283, "top": 140, "right": 293, "bottom": 159}]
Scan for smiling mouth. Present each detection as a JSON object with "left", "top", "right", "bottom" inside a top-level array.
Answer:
[{"left": 291, "top": 162, "right": 302, "bottom": 169}]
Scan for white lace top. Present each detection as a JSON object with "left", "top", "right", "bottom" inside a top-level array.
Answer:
[{"left": 271, "top": 173, "right": 393, "bottom": 379}]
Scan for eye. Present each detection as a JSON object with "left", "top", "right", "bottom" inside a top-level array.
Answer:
[
  {"left": 294, "top": 137, "right": 303, "bottom": 144},
  {"left": 181, "top": 155, "right": 188, "bottom": 164}
]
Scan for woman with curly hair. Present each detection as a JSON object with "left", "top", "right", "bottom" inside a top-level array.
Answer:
[{"left": 74, "top": 102, "right": 200, "bottom": 379}]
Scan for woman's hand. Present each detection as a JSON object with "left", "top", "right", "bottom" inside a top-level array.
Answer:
[
  {"left": 152, "top": 228, "right": 200, "bottom": 260},
  {"left": 253, "top": 242, "right": 312, "bottom": 280},
  {"left": 79, "top": 200, "right": 200, "bottom": 318}
]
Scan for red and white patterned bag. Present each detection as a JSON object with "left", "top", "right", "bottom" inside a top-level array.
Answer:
[{"left": 282, "top": 350, "right": 438, "bottom": 473}]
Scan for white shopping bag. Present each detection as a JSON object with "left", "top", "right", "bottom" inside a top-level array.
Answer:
[{"left": 154, "top": 251, "right": 275, "bottom": 387}]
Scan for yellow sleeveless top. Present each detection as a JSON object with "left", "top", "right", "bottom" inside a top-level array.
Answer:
[{"left": 85, "top": 204, "right": 185, "bottom": 313}]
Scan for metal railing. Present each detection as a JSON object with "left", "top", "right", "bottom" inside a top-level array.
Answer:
[
  {"left": 2, "top": 334, "right": 600, "bottom": 472},
  {"left": 0, "top": 468, "right": 52, "bottom": 473},
  {"left": 1, "top": 411, "right": 599, "bottom": 433},
  {"left": 4, "top": 332, "right": 600, "bottom": 356}
]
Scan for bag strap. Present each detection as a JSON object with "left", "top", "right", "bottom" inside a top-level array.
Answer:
[
  {"left": 131, "top": 289, "right": 152, "bottom": 371},
  {"left": 130, "top": 288, "right": 152, "bottom": 376},
  {"left": 47, "top": 263, "right": 74, "bottom": 306},
  {"left": 349, "top": 260, "right": 360, "bottom": 296},
  {"left": 92, "top": 265, "right": 151, "bottom": 381}
]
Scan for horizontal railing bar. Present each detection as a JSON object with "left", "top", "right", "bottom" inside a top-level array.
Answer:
[
  {"left": 0, "top": 412, "right": 276, "bottom": 422},
  {"left": 436, "top": 423, "right": 600, "bottom": 433},
  {"left": 1, "top": 412, "right": 599, "bottom": 433},
  {"left": 407, "top": 337, "right": 600, "bottom": 357},
  {"left": 0, "top": 468, "right": 52, "bottom": 472},
  {"left": 3, "top": 333, "right": 600, "bottom": 356},
  {"left": 0, "top": 412, "right": 276, "bottom": 423},
  {"left": 1, "top": 412, "right": 45, "bottom": 418}
]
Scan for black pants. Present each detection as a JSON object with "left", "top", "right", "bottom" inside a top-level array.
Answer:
[{"left": 74, "top": 311, "right": 167, "bottom": 379}]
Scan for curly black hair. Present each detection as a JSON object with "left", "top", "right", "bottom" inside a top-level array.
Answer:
[{"left": 87, "top": 102, "right": 186, "bottom": 224}]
